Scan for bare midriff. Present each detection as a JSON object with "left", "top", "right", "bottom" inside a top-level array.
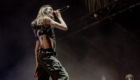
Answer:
[{"left": 37, "top": 27, "right": 53, "bottom": 49}]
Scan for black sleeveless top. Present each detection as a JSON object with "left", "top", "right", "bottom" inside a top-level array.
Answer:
[{"left": 33, "top": 25, "right": 56, "bottom": 52}]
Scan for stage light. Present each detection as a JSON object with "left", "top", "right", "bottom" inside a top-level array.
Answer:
[
  {"left": 125, "top": 74, "right": 134, "bottom": 80},
  {"left": 94, "top": 13, "right": 98, "bottom": 17}
]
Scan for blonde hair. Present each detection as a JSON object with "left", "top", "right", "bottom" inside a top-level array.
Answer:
[{"left": 31, "top": 5, "right": 53, "bottom": 37}]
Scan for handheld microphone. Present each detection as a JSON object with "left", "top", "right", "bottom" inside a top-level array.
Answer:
[{"left": 60, "top": 5, "right": 70, "bottom": 12}]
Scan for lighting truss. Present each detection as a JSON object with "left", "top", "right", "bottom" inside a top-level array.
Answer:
[{"left": 58, "top": 1, "right": 140, "bottom": 41}]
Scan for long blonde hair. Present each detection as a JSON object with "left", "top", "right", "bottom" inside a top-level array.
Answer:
[{"left": 31, "top": 5, "right": 53, "bottom": 37}]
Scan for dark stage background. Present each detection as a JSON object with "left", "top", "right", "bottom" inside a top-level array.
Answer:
[{"left": 0, "top": 0, "right": 140, "bottom": 80}]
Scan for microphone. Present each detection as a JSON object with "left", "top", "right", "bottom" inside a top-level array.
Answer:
[{"left": 60, "top": 5, "right": 70, "bottom": 12}]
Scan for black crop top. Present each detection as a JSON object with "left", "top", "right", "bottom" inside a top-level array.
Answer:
[
  {"left": 33, "top": 25, "right": 56, "bottom": 52},
  {"left": 38, "top": 26, "right": 55, "bottom": 39}
]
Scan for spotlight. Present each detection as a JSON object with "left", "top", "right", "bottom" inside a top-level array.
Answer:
[
  {"left": 125, "top": 74, "right": 134, "bottom": 80},
  {"left": 94, "top": 13, "right": 98, "bottom": 17}
]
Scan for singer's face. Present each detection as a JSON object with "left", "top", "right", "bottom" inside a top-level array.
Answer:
[{"left": 46, "top": 7, "right": 54, "bottom": 18}]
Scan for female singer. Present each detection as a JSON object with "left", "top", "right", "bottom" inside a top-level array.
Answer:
[{"left": 31, "top": 5, "right": 69, "bottom": 80}]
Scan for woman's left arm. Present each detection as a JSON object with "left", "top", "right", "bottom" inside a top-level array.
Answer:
[{"left": 43, "top": 10, "right": 68, "bottom": 31}]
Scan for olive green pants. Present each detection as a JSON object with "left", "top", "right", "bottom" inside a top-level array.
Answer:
[{"left": 37, "top": 49, "right": 69, "bottom": 80}]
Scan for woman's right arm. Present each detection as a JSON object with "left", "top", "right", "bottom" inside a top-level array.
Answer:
[{"left": 35, "top": 40, "right": 40, "bottom": 67}]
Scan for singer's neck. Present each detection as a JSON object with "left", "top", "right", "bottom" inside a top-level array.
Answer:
[{"left": 50, "top": 16, "right": 54, "bottom": 20}]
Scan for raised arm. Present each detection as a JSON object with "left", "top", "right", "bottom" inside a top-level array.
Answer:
[{"left": 43, "top": 10, "right": 68, "bottom": 31}]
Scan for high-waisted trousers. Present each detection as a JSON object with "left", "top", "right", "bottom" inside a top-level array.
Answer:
[{"left": 37, "top": 48, "right": 69, "bottom": 80}]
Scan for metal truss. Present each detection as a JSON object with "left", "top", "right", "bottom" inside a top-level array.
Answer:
[{"left": 58, "top": 1, "right": 140, "bottom": 41}]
